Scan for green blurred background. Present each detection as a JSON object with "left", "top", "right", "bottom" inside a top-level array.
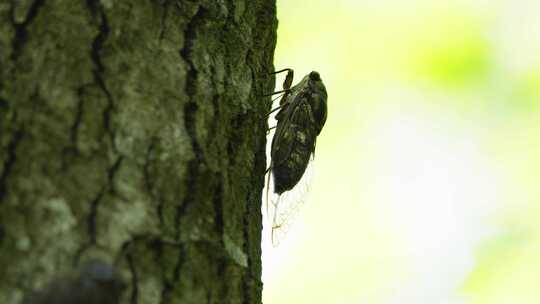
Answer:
[{"left": 261, "top": 0, "right": 540, "bottom": 303}]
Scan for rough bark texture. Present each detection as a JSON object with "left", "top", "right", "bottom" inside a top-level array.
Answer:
[{"left": 0, "top": 0, "right": 277, "bottom": 303}]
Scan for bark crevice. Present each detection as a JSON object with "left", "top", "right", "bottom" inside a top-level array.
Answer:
[
  {"left": 175, "top": 5, "right": 207, "bottom": 242},
  {"left": 87, "top": 190, "right": 105, "bottom": 245},
  {"left": 107, "top": 156, "right": 124, "bottom": 196},
  {"left": 0, "top": 129, "right": 23, "bottom": 204},
  {"left": 87, "top": 0, "right": 116, "bottom": 151},
  {"left": 158, "top": 0, "right": 170, "bottom": 40},
  {"left": 143, "top": 140, "right": 165, "bottom": 225},
  {"left": 212, "top": 181, "right": 224, "bottom": 236},
  {"left": 126, "top": 252, "right": 139, "bottom": 304},
  {"left": 10, "top": 0, "right": 46, "bottom": 61},
  {"left": 70, "top": 85, "right": 87, "bottom": 147},
  {"left": 159, "top": 243, "right": 186, "bottom": 303}
]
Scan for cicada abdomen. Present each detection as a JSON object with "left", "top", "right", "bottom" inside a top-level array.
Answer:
[
  {"left": 265, "top": 70, "right": 328, "bottom": 245},
  {"left": 266, "top": 155, "right": 315, "bottom": 245}
]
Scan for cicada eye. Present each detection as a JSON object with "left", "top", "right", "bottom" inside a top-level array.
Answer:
[{"left": 309, "top": 71, "right": 321, "bottom": 81}]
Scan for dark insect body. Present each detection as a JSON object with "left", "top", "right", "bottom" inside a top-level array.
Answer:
[
  {"left": 270, "top": 70, "right": 327, "bottom": 193},
  {"left": 265, "top": 69, "right": 328, "bottom": 243}
]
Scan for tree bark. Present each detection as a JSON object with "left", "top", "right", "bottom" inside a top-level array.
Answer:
[{"left": 0, "top": 0, "right": 277, "bottom": 303}]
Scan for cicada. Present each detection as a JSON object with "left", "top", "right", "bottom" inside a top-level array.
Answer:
[{"left": 265, "top": 69, "right": 328, "bottom": 244}]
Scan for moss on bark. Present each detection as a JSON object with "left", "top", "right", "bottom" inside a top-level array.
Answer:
[{"left": 0, "top": 0, "right": 277, "bottom": 303}]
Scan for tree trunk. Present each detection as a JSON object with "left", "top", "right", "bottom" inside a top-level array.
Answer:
[{"left": 0, "top": 0, "right": 277, "bottom": 303}]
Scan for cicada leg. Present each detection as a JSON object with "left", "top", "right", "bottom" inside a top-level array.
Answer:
[
  {"left": 263, "top": 93, "right": 286, "bottom": 133},
  {"left": 263, "top": 68, "right": 295, "bottom": 114},
  {"left": 271, "top": 68, "right": 294, "bottom": 107},
  {"left": 271, "top": 224, "right": 281, "bottom": 247},
  {"left": 266, "top": 126, "right": 276, "bottom": 134},
  {"left": 265, "top": 163, "right": 273, "bottom": 220},
  {"left": 263, "top": 89, "right": 288, "bottom": 117},
  {"left": 265, "top": 95, "right": 285, "bottom": 121},
  {"left": 264, "top": 68, "right": 294, "bottom": 97},
  {"left": 271, "top": 68, "right": 294, "bottom": 93},
  {"left": 270, "top": 194, "right": 283, "bottom": 246},
  {"left": 263, "top": 89, "right": 289, "bottom": 96}
]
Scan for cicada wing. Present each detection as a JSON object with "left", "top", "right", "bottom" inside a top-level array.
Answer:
[
  {"left": 270, "top": 105, "right": 297, "bottom": 167},
  {"left": 266, "top": 154, "right": 315, "bottom": 246},
  {"left": 265, "top": 101, "right": 295, "bottom": 221}
]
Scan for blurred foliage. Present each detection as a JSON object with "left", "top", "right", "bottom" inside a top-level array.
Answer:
[{"left": 263, "top": 1, "right": 540, "bottom": 304}]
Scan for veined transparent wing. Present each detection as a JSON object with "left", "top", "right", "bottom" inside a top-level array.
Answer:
[{"left": 265, "top": 154, "right": 315, "bottom": 246}]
